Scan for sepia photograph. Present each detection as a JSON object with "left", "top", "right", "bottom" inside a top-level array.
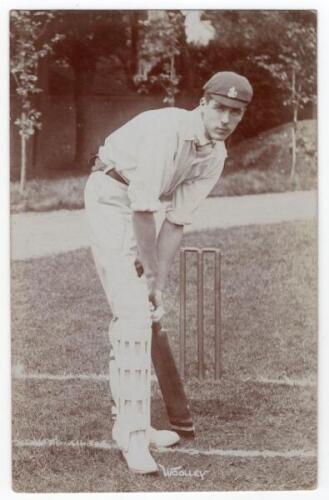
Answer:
[{"left": 9, "top": 6, "right": 318, "bottom": 493}]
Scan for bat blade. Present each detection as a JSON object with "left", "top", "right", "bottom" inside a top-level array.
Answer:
[{"left": 151, "top": 321, "right": 195, "bottom": 437}]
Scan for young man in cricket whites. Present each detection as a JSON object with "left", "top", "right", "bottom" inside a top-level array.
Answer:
[{"left": 84, "top": 71, "right": 253, "bottom": 474}]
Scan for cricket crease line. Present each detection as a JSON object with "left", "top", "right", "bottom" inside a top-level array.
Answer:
[
  {"left": 13, "top": 438, "right": 316, "bottom": 458},
  {"left": 12, "top": 372, "right": 158, "bottom": 383},
  {"left": 12, "top": 371, "right": 316, "bottom": 387},
  {"left": 241, "top": 376, "right": 316, "bottom": 387}
]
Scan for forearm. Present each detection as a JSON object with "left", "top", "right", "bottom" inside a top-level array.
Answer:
[
  {"left": 156, "top": 219, "right": 184, "bottom": 290},
  {"left": 132, "top": 211, "right": 158, "bottom": 284}
]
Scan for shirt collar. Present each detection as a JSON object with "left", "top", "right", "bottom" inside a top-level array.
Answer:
[
  {"left": 181, "top": 107, "right": 227, "bottom": 158},
  {"left": 182, "top": 106, "right": 217, "bottom": 147}
]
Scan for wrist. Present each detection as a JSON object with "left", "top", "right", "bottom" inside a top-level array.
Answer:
[
  {"left": 143, "top": 261, "right": 158, "bottom": 283},
  {"left": 154, "top": 279, "right": 165, "bottom": 292},
  {"left": 145, "top": 272, "right": 157, "bottom": 290}
]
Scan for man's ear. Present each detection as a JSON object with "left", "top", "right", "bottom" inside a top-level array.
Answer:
[{"left": 200, "top": 97, "right": 206, "bottom": 107}]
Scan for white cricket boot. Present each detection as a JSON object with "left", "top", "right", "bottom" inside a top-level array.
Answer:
[
  {"left": 149, "top": 426, "right": 180, "bottom": 447},
  {"left": 112, "top": 408, "right": 180, "bottom": 449},
  {"left": 121, "top": 430, "right": 158, "bottom": 475}
]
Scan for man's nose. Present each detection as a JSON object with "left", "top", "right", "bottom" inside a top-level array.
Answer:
[{"left": 220, "top": 110, "right": 230, "bottom": 125}]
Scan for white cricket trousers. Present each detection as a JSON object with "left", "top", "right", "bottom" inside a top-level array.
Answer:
[{"left": 84, "top": 171, "right": 152, "bottom": 452}]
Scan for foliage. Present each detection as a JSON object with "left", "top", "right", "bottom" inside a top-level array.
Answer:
[
  {"left": 252, "top": 17, "right": 316, "bottom": 115},
  {"left": 51, "top": 11, "right": 130, "bottom": 76},
  {"left": 249, "top": 14, "right": 316, "bottom": 179},
  {"left": 10, "top": 10, "right": 63, "bottom": 139},
  {"left": 10, "top": 10, "right": 317, "bottom": 180},
  {"left": 134, "top": 11, "right": 185, "bottom": 105},
  {"left": 10, "top": 10, "right": 63, "bottom": 192},
  {"left": 132, "top": 10, "right": 316, "bottom": 141}
]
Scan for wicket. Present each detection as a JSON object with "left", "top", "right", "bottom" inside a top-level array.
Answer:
[{"left": 179, "top": 247, "right": 222, "bottom": 380}]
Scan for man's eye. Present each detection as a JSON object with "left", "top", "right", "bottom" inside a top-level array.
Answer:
[{"left": 215, "top": 106, "right": 242, "bottom": 115}]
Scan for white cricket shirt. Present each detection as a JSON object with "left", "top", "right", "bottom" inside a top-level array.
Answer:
[{"left": 98, "top": 106, "right": 227, "bottom": 225}]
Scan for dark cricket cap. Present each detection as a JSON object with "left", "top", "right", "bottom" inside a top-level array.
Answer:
[{"left": 203, "top": 71, "right": 253, "bottom": 109}]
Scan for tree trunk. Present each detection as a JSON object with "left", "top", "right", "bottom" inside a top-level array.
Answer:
[
  {"left": 129, "top": 11, "right": 140, "bottom": 77},
  {"left": 290, "top": 107, "right": 298, "bottom": 181},
  {"left": 290, "top": 67, "right": 298, "bottom": 181},
  {"left": 33, "top": 57, "right": 49, "bottom": 175},
  {"left": 168, "top": 54, "right": 176, "bottom": 107},
  {"left": 181, "top": 44, "right": 194, "bottom": 96},
  {"left": 20, "top": 127, "right": 27, "bottom": 194},
  {"left": 73, "top": 69, "right": 94, "bottom": 167}
]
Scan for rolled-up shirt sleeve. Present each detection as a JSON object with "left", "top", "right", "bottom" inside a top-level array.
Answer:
[{"left": 166, "top": 159, "right": 225, "bottom": 226}]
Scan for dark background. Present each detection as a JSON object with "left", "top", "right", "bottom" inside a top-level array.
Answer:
[{"left": 10, "top": 10, "right": 317, "bottom": 180}]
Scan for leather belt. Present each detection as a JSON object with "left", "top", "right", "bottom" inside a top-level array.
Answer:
[
  {"left": 106, "top": 168, "right": 129, "bottom": 186},
  {"left": 89, "top": 154, "right": 129, "bottom": 185}
]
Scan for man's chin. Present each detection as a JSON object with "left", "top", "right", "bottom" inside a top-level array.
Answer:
[{"left": 211, "top": 131, "right": 230, "bottom": 141}]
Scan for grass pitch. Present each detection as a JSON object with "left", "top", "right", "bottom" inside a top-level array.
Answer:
[{"left": 11, "top": 220, "right": 317, "bottom": 492}]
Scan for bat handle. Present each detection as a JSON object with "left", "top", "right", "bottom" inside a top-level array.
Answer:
[{"left": 152, "top": 320, "right": 162, "bottom": 333}]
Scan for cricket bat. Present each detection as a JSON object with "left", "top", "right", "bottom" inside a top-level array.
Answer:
[{"left": 151, "top": 321, "right": 195, "bottom": 437}]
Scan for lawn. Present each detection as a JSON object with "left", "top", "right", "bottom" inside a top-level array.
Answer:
[{"left": 11, "top": 220, "right": 317, "bottom": 492}]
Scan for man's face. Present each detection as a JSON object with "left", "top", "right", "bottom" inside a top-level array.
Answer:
[{"left": 200, "top": 97, "right": 247, "bottom": 141}]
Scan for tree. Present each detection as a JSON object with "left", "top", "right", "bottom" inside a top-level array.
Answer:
[
  {"left": 51, "top": 11, "right": 133, "bottom": 165},
  {"left": 134, "top": 11, "right": 185, "bottom": 106},
  {"left": 134, "top": 10, "right": 219, "bottom": 106},
  {"left": 10, "top": 10, "right": 62, "bottom": 192},
  {"left": 252, "top": 14, "right": 316, "bottom": 180}
]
